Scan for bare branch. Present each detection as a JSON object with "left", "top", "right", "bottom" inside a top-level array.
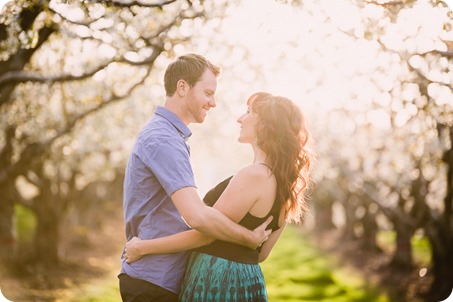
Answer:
[
  {"left": 53, "top": 64, "right": 153, "bottom": 142},
  {"left": 0, "top": 59, "right": 155, "bottom": 185},
  {"left": 0, "top": 51, "right": 163, "bottom": 86},
  {"left": 48, "top": 7, "right": 103, "bottom": 27},
  {"left": 0, "top": 60, "right": 111, "bottom": 86},
  {"left": 362, "top": 182, "right": 417, "bottom": 227},
  {"left": 418, "top": 49, "right": 453, "bottom": 59},
  {"left": 0, "top": 25, "right": 56, "bottom": 106},
  {"left": 96, "top": 0, "right": 177, "bottom": 8},
  {"left": 407, "top": 59, "right": 452, "bottom": 89},
  {"left": 364, "top": 0, "right": 406, "bottom": 5},
  {"left": 23, "top": 171, "right": 43, "bottom": 189}
]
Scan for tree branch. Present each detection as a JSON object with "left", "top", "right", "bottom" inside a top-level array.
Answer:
[
  {"left": 0, "top": 25, "right": 56, "bottom": 106},
  {"left": 97, "top": 0, "right": 177, "bottom": 8},
  {"left": 362, "top": 182, "right": 417, "bottom": 228},
  {"left": 48, "top": 7, "right": 103, "bottom": 27},
  {"left": 0, "top": 51, "right": 163, "bottom": 86},
  {"left": 0, "top": 59, "right": 155, "bottom": 185},
  {"left": 0, "top": 61, "right": 111, "bottom": 87},
  {"left": 416, "top": 49, "right": 453, "bottom": 59}
]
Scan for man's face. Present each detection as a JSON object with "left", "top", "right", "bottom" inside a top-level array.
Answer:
[{"left": 185, "top": 69, "right": 217, "bottom": 123}]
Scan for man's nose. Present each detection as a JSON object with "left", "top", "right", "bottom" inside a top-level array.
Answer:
[{"left": 209, "top": 97, "right": 216, "bottom": 108}]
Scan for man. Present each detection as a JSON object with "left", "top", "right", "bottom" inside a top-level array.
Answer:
[{"left": 119, "top": 54, "right": 272, "bottom": 302}]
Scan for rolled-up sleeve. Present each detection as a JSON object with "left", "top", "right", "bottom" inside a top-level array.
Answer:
[{"left": 137, "top": 136, "right": 196, "bottom": 197}]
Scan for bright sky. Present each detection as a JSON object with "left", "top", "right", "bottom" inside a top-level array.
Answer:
[
  {"left": 42, "top": 0, "right": 451, "bottom": 126},
  {"left": 199, "top": 0, "right": 453, "bottom": 128},
  {"left": 0, "top": 287, "right": 12, "bottom": 302},
  {"left": 445, "top": 0, "right": 453, "bottom": 10},
  {"left": 0, "top": 0, "right": 10, "bottom": 12},
  {"left": 185, "top": 0, "right": 377, "bottom": 132},
  {"left": 183, "top": 0, "right": 453, "bottom": 191},
  {"left": 3, "top": 0, "right": 451, "bottom": 191},
  {"left": 192, "top": 0, "right": 378, "bottom": 117}
]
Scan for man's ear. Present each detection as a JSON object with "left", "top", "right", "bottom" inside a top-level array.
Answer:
[{"left": 176, "top": 79, "right": 188, "bottom": 97}]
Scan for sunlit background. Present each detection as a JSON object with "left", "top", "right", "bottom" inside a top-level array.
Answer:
[{"left": 0, "top": 0, "right": 452, "bottom": 301}]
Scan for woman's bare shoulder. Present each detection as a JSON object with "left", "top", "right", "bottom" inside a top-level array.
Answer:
[{"left": 234, "top": 164, "right": 275, "bottom": 184}]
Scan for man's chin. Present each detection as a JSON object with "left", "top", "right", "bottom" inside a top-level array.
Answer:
[{"left": 197, "top": 114, "right": 207, "bottom": 123}]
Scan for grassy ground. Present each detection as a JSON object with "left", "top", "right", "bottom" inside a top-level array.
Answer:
[
  {"left": 261, "top": 226, "right": 391, "bottom": 302},
  {"left": 74, "top": 226, "right": 392, "bottom": 302},
  {"left": 3, "top": 206, "right": 410, "bottom": 301}
]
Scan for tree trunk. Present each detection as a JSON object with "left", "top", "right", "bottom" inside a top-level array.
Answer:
[
  {"left": 421, "top": 127, "right": 453, "bottom": 300},
  {"left": 0, "top": 181, "right": 16, "bottom": 263},
  {"left": 423, "top": 135, "right": 453, "bottom": 301},
  {"left": 0, "top": 126, "right": 17, "bottom": 264},
  {"left": 313, "top": 189, "right": 336, "bottom": 231},
  {"left": 342, "top": 194, "right": 358, "bottom": 240},
  {"left": 424, "top": 220, "right": 453, "bottom": 302},
  {"left": 390, "top": 225, "right": 413, "bottom": 269},
  {"left": 33, "top": 190, "right": 60, "bottom": 266},
  {"left": 360, "top": 204, "right": 381, "bottom": 252}
]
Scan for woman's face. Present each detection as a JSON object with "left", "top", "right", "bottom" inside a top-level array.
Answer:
[{"left": 237, "top": 106, "right": 259, "bottom": 144}]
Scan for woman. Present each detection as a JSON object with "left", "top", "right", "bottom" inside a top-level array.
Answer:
[{"left": 124, "top": 92, "right": 314, "bottom": 301}]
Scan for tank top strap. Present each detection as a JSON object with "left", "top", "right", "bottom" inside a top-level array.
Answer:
[{"left": 259, "top": 162, "right": 272, "bottom": 171}]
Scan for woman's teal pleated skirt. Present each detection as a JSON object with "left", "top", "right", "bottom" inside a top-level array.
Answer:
[{"left": 178, "top": 252, "right": 268, "bottom": 302}]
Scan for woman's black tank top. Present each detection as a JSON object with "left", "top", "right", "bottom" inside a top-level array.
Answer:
[{"left": 194, "top": 174, "right": 281, "bottom": 264}]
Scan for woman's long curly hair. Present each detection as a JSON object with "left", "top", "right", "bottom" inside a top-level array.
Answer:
[{"left": 247, "top": 92, "right": 314, "bottom": 224}]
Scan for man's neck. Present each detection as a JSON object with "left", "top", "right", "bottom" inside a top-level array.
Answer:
[{"left": 163, "top": 98, "right": 190, "bottom": 125}]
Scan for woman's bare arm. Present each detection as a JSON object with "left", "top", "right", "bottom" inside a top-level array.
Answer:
[
  {"left": 124, "top": 216, "right": 272, "bottom": 263},
  {"left": 258, "top": 223, "right": 286, "bottom": 262},
  {"left": 124, "top": 229, "right": 212, "bottom": 263},
  {"left": 124, "top": 165, "right": 275, "bottom": 263}
]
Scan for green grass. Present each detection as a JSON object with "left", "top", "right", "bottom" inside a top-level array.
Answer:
[
  {"left": 15, "top": 204, "right": 36, "bottom": 242},
  {"left": 72, "top": 275, "right": 120, "bottom": 302},
  {"left": 75, "top": 226, "right": 393, "bottom": 302},
  {"left": 261, "top": 226, "right": 391, "bottom": 302},
  {"left": 412, "top": 234, "right": 431, "bottom": 265},
  {"left": 12, "top": 203, "right": 402, "bottom": 301},
  {"left": 377, "top": 231, "right": 431, "bottom": 265}
]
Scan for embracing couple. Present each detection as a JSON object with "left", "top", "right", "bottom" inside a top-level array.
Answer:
[{"left": 118, "top": 53, "right": 314, "bottom": 302}]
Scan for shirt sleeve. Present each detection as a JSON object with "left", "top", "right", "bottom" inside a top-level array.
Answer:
[{"left": 136, "top": 136, "right": 196, "bottom": 196}]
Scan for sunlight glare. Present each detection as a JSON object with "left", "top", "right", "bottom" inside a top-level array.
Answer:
[
  {"left": 0, "top": 0, "right": 11, "bottom": 12},
  {"left": 366, "top": 109, "right": 391, "bottom": 130},
  {"left": 0, "top": 288, "right": 12, "bottom": 302},
  {"left": 218, "top": 0, "right": 342, "bottom": 112},
  {"left": 319, "top": 0, "right": 361, "bottom": 32},
  {"left": 97, "top": 43, "right": 116, "bottom": 60},
  {"left": 444, "top": 0, "right": 453, "bottom": 10},
  {"left": 50, "top": 2, "right": 85, "bottom": 22}
]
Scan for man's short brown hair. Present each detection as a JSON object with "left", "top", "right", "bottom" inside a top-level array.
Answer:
[{"left": 164, "top": 54, "right": 221, "bottom": 97}]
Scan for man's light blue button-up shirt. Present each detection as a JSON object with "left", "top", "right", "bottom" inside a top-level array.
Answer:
[{"left": 121, "top": 106, "right": 196, "bottom": 294}]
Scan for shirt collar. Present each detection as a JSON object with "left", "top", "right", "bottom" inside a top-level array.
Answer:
[{"left": 155, "top": 106, "right": 192, "bottom": 141}]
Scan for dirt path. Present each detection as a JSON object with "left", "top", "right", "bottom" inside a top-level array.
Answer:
[
  {"left": 0, "top": 206, "right": 433, "bottom": 302},
  {"left": 0, "top": 206, "right": 125, "bottom": 302}
]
